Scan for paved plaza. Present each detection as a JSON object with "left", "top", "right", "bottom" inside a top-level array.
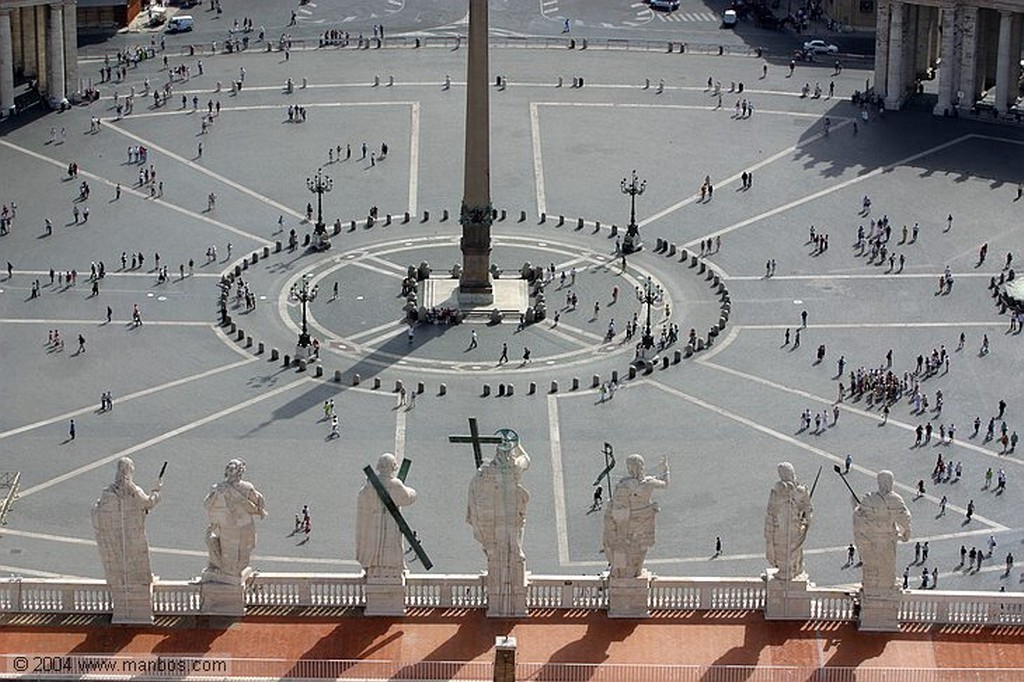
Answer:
[{"left": 0, "top": 31, "right": 1022, "bottom": 599}]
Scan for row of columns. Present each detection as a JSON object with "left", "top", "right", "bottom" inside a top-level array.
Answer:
[
  {"left": 0, "top": 0, "right": 77, "bottom": 116},
  {"left": 878, "top": 0, "right": 1021, "bottom": 114}
]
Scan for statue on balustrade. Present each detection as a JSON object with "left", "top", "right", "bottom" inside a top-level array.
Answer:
[
  {"left": 852, "top": 470, "right": 911, "bottom": 596},
  {"left": 764, "top": 462, "right": 813, "bottom": 581},
  {"left": 603, "top": 453, "right": 670, "bottom": 579},
  {"left": 92, "top": 457, "right": 162, "bottom": 595},
  {"left": 201, "top": 458, "right": 267, "bottom": 585},
  {"left": 357, "top": 453, "right": 418, "bottom": 580},
  {"left": 467, "top": 428, "right": 531, "bottom": 616}
]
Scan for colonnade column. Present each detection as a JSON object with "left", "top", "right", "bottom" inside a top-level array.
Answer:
[
  {"left": 958, "top": 5, "right": 978, "bottom": 107},
  {"left": 933, "top": 3, "right": 957, "bottom": 115},
  {"left": 46, "top": 2, "right": 65, "bottom": 103},
  {"left": 874, "top": 0, "right": 891, "bottom": 97},
  {"left": 885, "top": 0, "right": 906, "bottom": 109},
  {"left": 993, "top": 10, "right": 1012, "bottom": 113},
  {"left": 0, "top": 10, "right": 14, "bottom": 115},
  {"left": 62, "top": 1, "right": 76, "bottom": 98}
]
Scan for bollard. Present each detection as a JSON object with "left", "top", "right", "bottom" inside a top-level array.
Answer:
[
  {"left": 422, "top": 210, "right": 429, "bottom": 222},
  {"left": 696, "top": 338, "right": 705, "bottom": 351},
  {"left": 439, "top": 383, "right": 447, "bottom": 396},
  {"left": 349, "top": 220, "right": 356, "bottom": 231},
  {"left": 662, "top": 356, "right": 670, "bottom": 370},
  {"left": 507, "top": 383, "right": 514, "bottom": 396},
  {"left": 673, "top": 350, "right": 681, "bottom": 364},
  {"left": 258, "top": 341, "right": 264, "bottom": 354},
  {"left": 234, "top": 265, "right": 242, "bottom": 277},
  {"left": 611, "top": 370, "right": 618, "bottom": 384},
  {"left": 539, "top": 212, "right": 546, "bottom": 223},
  {"left": 498, "top": 384, "right": 506, "bottom": 397},
  {"left": 404, "top": 211, "right": 410, "bottom": 223},
  {"left": 353, "top": 374, "right": 361, "bottom": 385},
  {"left": 572, "top": 377, "right": 580, "bottom": 391},
  {"left": 529, "top": 381, "right": 537, "bottom": 395},
  {"left": 685, "top": 345, "right": 693, "bottom": 358},
  {"left": 395, "top": 379, "right": 404, "bottom": 393},
  {"left": 271, "top": 348, "right": 279, "bottom": 361},
  {"left": 482, "top": 384, "right": 491, "bottom": 397},
  {"left": 581, "top": 39, "right": 587, "bottom": 50},
  {"left": 334, "top": 369, "right": 342, "bottom": 382},
  {"left": 385, "top": 214, "right": 392, "bottom": 226},
  {"left": 550, "top": 380, "right": 559, "bottom": 393},
  {"left": 629, "top": 365, "right": 637, "bottom": 380},
  {"left": 645, "top": 77, "right": 650, "bottom": 89},
  {"left": 518, "top": 210, "right": 525, "bottom": 222},
  {"left": 374, "top": 75, "right": 380, "bottom": 86},
  {"left": 229, "top": 322, "right": 236, "bottom": 333},
  {"left": 442, "top": 209, "right": 449, "bottom": 221},
  {"left": 690, "top": 255, "right": 698, "bottom": 267},
  {"left": 557, "top": 76, "right": 563, "bottom": 87},
  {"left": 668, "top": 243, "right": 676, "bottom": 256},
  {"left": 315, "top": 365, "right": 324, "bottom": 378},
  {"left": 699, "top": 262, "right": 706, "bottom": 274},
  {"left": 416, "top": 381, "right": 425, "bottom": 394},
  {"left": 577, "top": 218, "right": 584, "bottom": 229},
  {"left": 303, "top": 234, "right": 311, "bottom": 246},
  {"left": 500, "top": 209, "right": 506, "bottom": 221},
  {"left": 718, "top": 45, "right": 724, "bottom": 56},
  {"left": 594, "top": 221, "right": 600, "bottom": 232},
  {"left": 656, "top": 238, "right": 664, "bottom": 251},
  {"left": 388, "top": 75, "right": 394, "bottom": 86},
  {"left": 719, "top": 316, "right": 727, "bottom": 330},
  {"left": 558, "top": 215, "right": 565, "bottom": 226},
  {"left": 592, "top": 374, "right": 600, "bottom": 388},
  {"left": 611, "top": 224, "right": 618, "bottom": 236},
  {"left": 263, "top": 246, "right": 270, "bottom": 257},
  {"left": 373, "top": 377, "right": 381, "bottom": 389},
  {"left": 680, "top": 248, "right": 688, "bottom": 261},
  {"left": 283, "top": 354, "right": 291, "bottom": 367},
  {"left": 236, "top": 329, "right": 245, "bottom": 341},
  {"left": 252, "top": 252, "right": 259, "bottom": 264},
  {"left": 246, "top": 335, "right": 253, "bottom": 348}
]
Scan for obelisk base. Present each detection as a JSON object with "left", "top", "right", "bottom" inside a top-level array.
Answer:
[
  {"left": 764, "top": 569, "right": 812, "bottom": 621},
  {"left": 363, "top": 575, "right": 407, "bottom": 617},
  {"left": 607, "top": 573, "right": 651, "bottom": 618},
  {"left": 110, "top": 583, "right": 155, "bottom": 625},
  {"left": 857, "top": 588, "right": 901, "bottom": 632}
]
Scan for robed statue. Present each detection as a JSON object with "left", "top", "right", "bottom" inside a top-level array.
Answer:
[
  {"left": 603, "top": 453, "right": 670, "bottom": 579},
  {"left": 357, "top": 453, "right": 418, "bottom": 580},
  {"left": 765, "top": 462, "right": 813, "bottom": 580},
  {"left": 853, "top": 470, "right": 911, "bottom": 596},
  {"left": 202, "top": 458, "right": 267, "bottom": 585}
]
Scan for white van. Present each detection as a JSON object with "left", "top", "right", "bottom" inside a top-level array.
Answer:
[{"left": 166, "top": 15, "right": 194, "bottom": 33}]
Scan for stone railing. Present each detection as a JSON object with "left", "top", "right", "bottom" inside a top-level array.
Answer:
[{"left": 0, "top": 574, "right": 1021, "bottom": 628}]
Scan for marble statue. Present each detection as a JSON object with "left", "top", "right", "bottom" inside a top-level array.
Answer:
[
  {"left": 357, "top": 453, "right": 418, "bottom": 580},
  {"left": 467, "top": 429, "right": 531, "bottom": 616},
  {"left": 92, "top": 457, "right": 162, "bottom": 622},
  {"left": 853, "top": 470, "right": 911, "bottom": 596},
  {"left": 603, "top": 454, "right": 670, "bottom": 579},
  {"left": 764, "top": 462, "right": 813, "bottom": 580},
  {"left": 201, "top": 459, "right": 267, "bottom": 585}
]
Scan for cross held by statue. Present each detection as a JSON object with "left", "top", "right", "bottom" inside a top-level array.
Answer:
[{"left": 449, "top": 417, "right": 504, "bottom": 469}]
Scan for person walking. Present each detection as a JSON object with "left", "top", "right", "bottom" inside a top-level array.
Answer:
[
  {"left": 499, "top": 342, "right": 508, "bottom": 364},
  {"left": 68, "top": 419, "right": 76, "bottom": 441},
  {"left": 469, "top": 329, "right": 478, "bottom": 349}
]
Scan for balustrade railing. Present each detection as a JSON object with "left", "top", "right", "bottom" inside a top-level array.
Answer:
[{"left": 0, "top": 574, "right": 1018, "bottom": 627}]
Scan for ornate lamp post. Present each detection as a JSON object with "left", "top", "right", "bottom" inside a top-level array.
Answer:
[
  {"left": 306, "top": 168, "right": 334, "bottom": 251},
  {"left": 290, "top": 273, "right": 319, "bottom": 356},
  {"left": 620, "top": 169, "right": 647, "bottom": 254},
  {"left": 634, "top": 276, "right": 658, "bottom": 363}
]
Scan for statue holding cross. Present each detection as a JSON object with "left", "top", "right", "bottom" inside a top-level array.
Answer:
[
  {"left": 357, "top": 453, "right": 420, "bottom": 580},
  {"left": 463, "top": 426, "right": 531, "bottom": 617}
]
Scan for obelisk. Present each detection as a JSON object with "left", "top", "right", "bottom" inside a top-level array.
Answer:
[{"left": 458, "top": 0, "right": 494, "bottom": 305}]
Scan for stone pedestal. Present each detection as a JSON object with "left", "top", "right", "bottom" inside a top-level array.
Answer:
[
  {"left": 364, "top": 576, "right": 407, "bottom": 617},
  {"left": 858, "top": 588, "right": 901, "bottom": 632},
  {"left": 622, "top": 229, "right": 643, "bottom": 254},
  {"left": 764, "top": 570, "right": 812, "bottom": 621},
  {"left": 200, "top": 576, "right": 248, "bottom": 617},
  {"left": 484, "top": 570, "right": 529, "bottom": 618},
  {"left": 607, "top": 573, "right": 651, "bottom": 618},
  {"left": 111, "top": 584, "right": 155, "bottom": 625},
  {"left": 493, "top": 636, "right": 516, "bottom": 682}
]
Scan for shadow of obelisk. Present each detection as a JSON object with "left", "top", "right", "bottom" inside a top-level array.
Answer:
[{"left": 458, "top": 0, "right": 495, "bottom": 306}]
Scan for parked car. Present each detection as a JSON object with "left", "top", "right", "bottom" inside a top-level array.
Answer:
[
  {"left": 166, "top": 15, "right": 194, "bottom": 33},
  {"left": 722, "top": 9, "right": 738, "bottom": 26},
  {"left": 649, "top": 0, "right": 681, "bottom": 10},
  {"left": 802, "top": 39, "right": 839, "bottom": 54}
]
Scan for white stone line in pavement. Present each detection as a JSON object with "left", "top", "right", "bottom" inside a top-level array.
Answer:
[
  {"left": 361, "top": 325, "right": 409, "bottom": 349},
  {"left": 647, "top": 379, "right": 1009, "bottom": 531},
  {"left": 530, "top": 102, "right": 548, "bottom": 217},
  {"left": 727, "top": 272, "right": 1001, "bottom": 281},
  {"left": 697, "top": 355, "right": 1023, "bottom": 467},
  {"left": 0, "top": 356, "right": 255, "bottom": 442},
  {"left": 736, "top": 322, "right": 1009, "bottom": 330},
  {"left": 348, "top": 259, "right": 407, "bottom": 280},
  {"left": 0, "top": 138, "right": 275, "bottom": 248},
  {"left": 0, "top": 563, "right": 88, "bottom": 580},
  {"left": 681, "top": 134, "right": 974, "bottom": 249},
  {"left": 9, "top": 269, "right": 221, "bottom": 279},
  {"left": 118, "top": 100, "right": 417, "bottom": 121},
  {"left": 0, "top": 318, "right": 212, "bottom": 327},
  {"left": 364, "top": 254, "right": 409, "bottom": 273},
  {"left": 548, "top": 394, "right": 571, "bottom": 566},
  {"left": 102, "top": 118, "right": 302, "bottom": 229},
  {"left": 408, "top": 101, "right": 420, "bottom": 216},
  {"left": 0, "top": 528, "right": 359, "bottom": 566},
  {"left": 394, "top": 403, "right": 407, "bottom": 461},
  {"left": 18, "top": 376, "right": 312, "bottom": 499},
  {"left": 347, "top": 319, "right": 406, "bottom": 343}
]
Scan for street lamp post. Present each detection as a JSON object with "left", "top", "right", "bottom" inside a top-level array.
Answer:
[
  {"left": 290, "top": 273, "right": 319, "bottom": 357},
  {"left": 620, "top": 169, "right": 647, "bottom": 254},
  {"left": 634, "top": 276, "right": 658, "bottom": 364},
  {"left": 306, "top": 168, "right": 334, "bottom": 251}
]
